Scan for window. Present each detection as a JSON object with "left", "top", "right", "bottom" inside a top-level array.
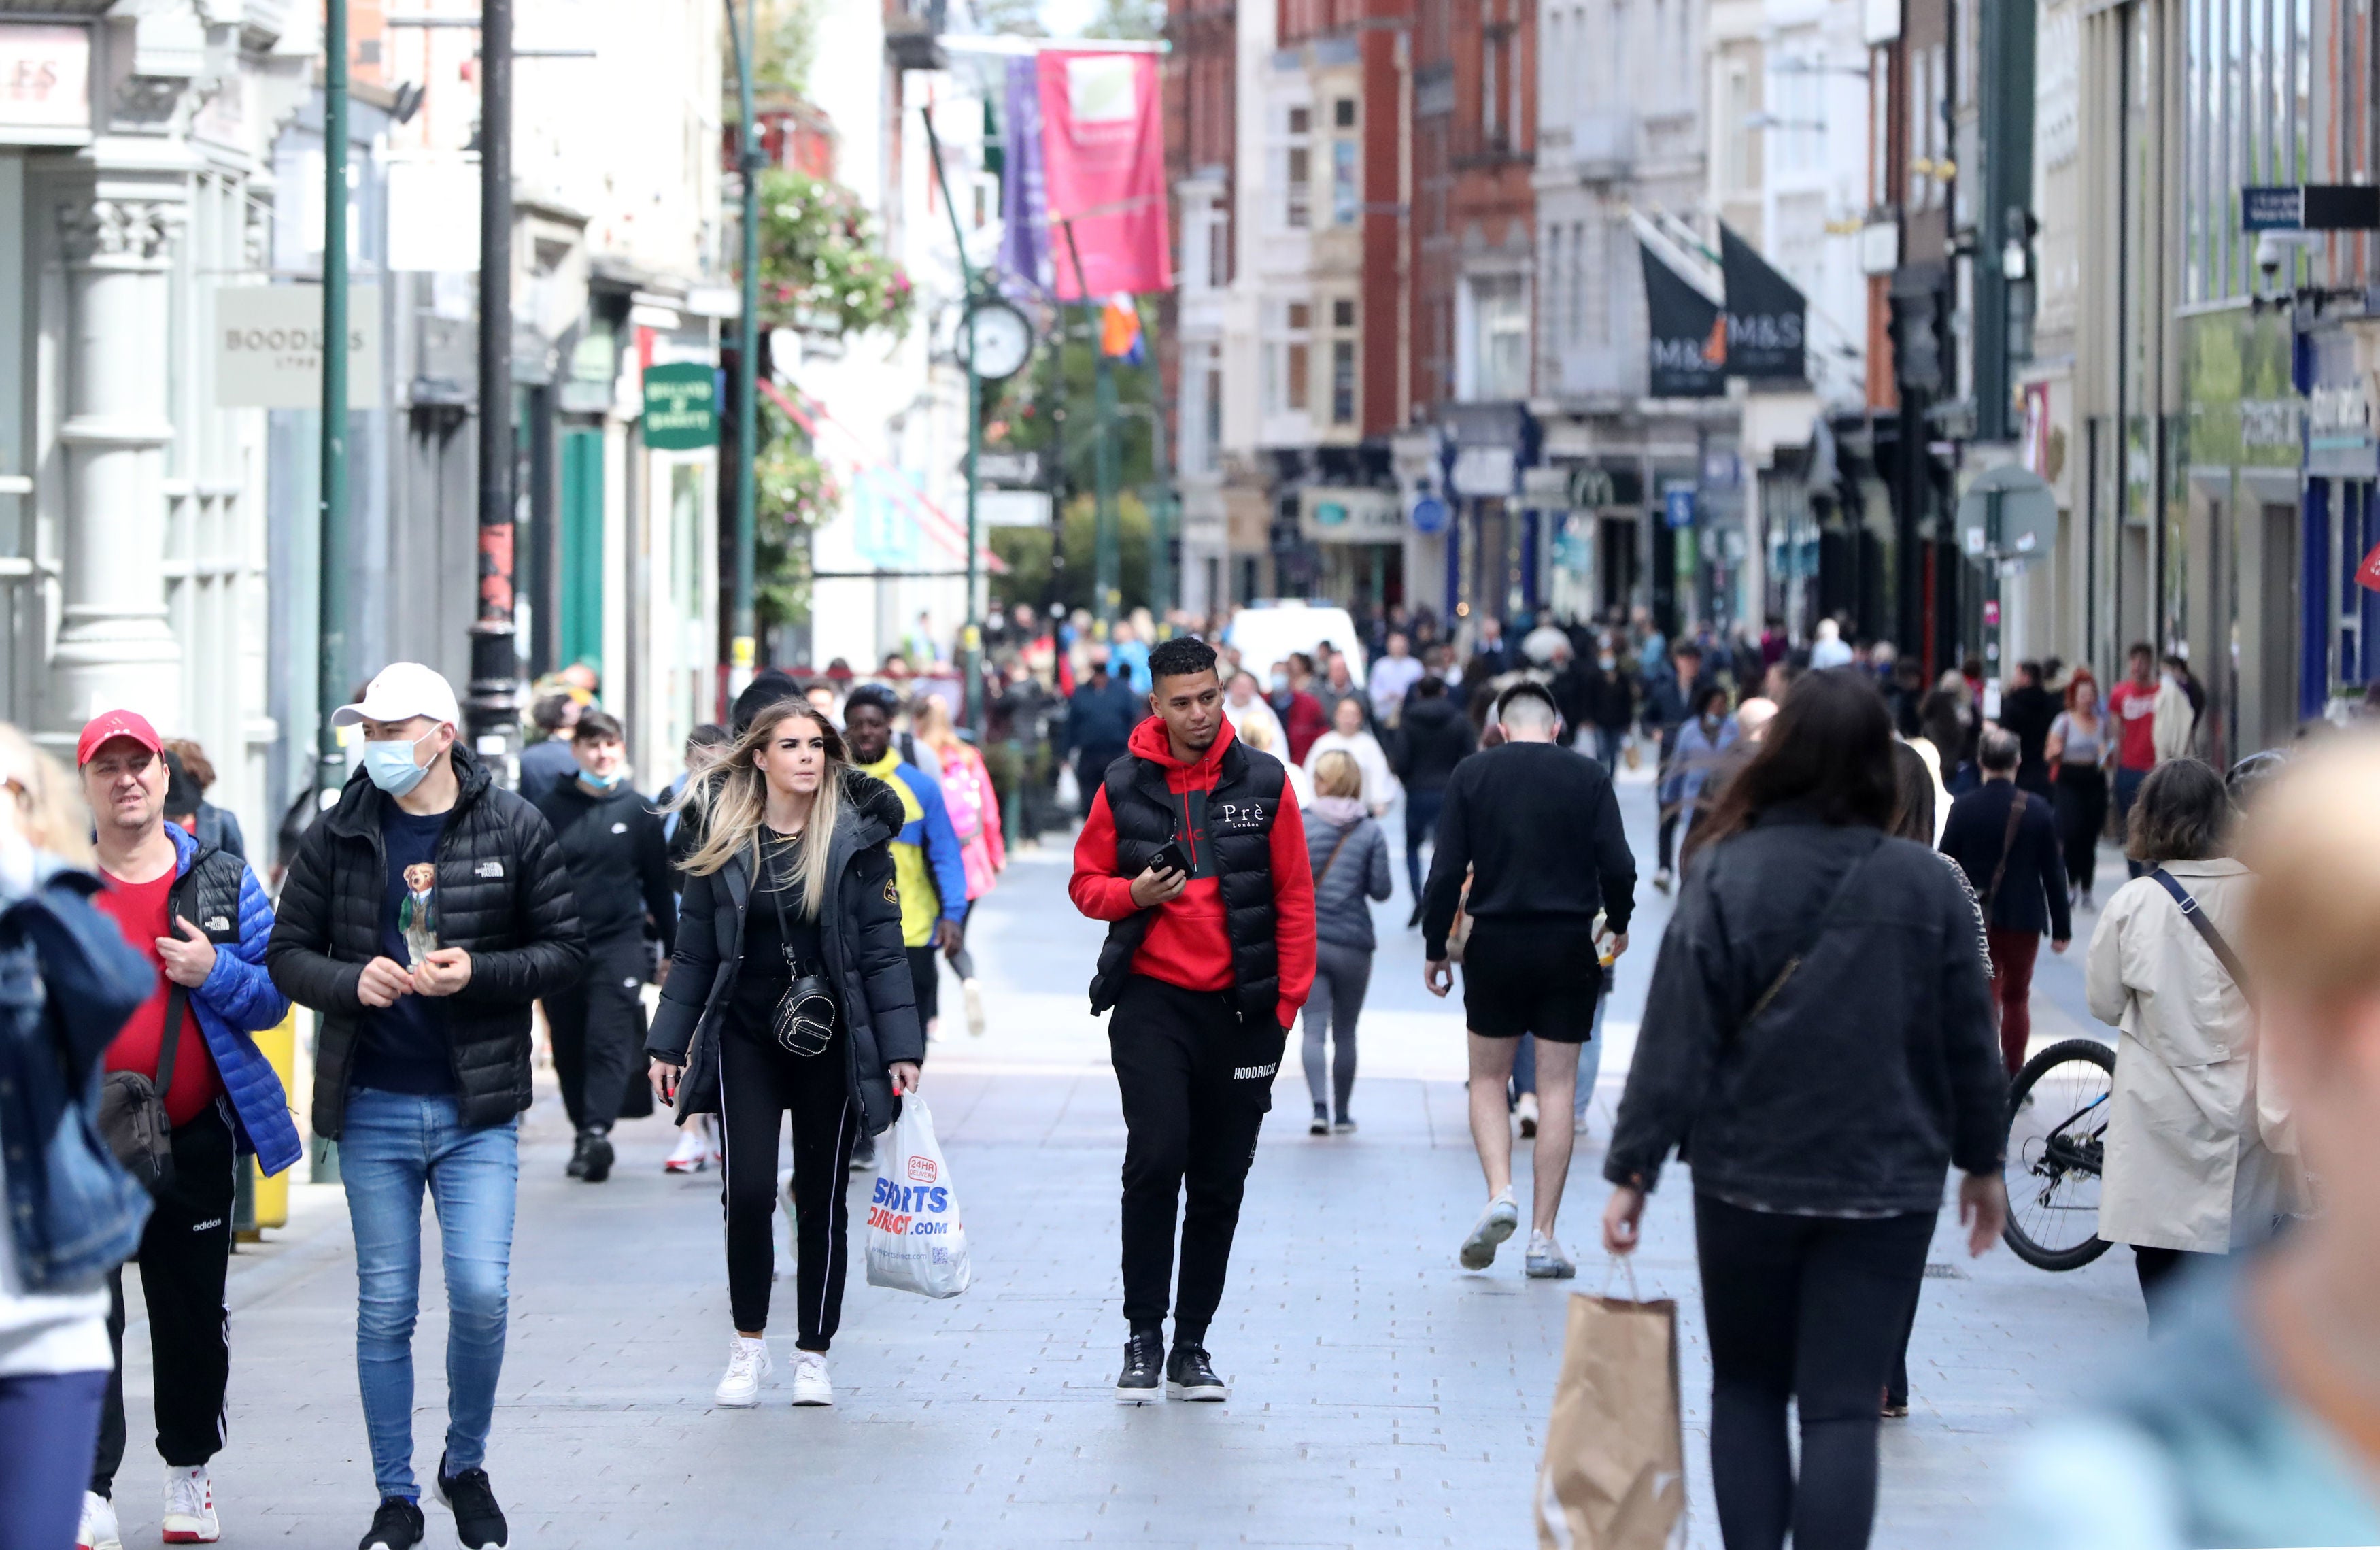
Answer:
[
  {"left": 1286, "top": 302, "right": 1312, "bottom": 411},
  {"left": 1331, "top": 341, "right": 1356, "bottom": 425},
  {"left": 1209, "top": 212, "right": 1230, "bottom": 288},
  {"left": 1482, "top": 34, "right": 1500, "bottom": 141},
  {"left": 1333, "top": 299, "right": 1355, "bottom": 328},
  {"left": 1285, "top": 105, "right": 1312, "bottom": 229},
  {"left": 1333, "top": 97, "right": 1356, "bottom": 129},
  {"left": 1201, "top": 350, "right": 1222, "bottom": 470},
  {"left": 1546, "top": 224, "right": 1565, "bottom": 344},
  {"left": 1468, "top": 273, "right": 1529, "bottom": 399},
  {"left": 1724, "top": 64, "right": 1754, "bottom": 190},
  {"left": 1331, "top": 140, "right": 1358, "bottom": 224},
  {"left": 1869, "top": 48, "right": 1891, "bottom": 209}
]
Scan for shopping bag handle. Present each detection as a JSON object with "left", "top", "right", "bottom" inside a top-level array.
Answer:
[{"left": 1599, "top": 1253, "right": 1642, "bottom": 1302}]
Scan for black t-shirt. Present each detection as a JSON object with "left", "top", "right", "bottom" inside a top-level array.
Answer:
[
  {"left": 353, "top": 805, "right": 457, "bottom": 1094},
  {"left": 728, "top": 830, "right": 827, "bottom": 1036}
]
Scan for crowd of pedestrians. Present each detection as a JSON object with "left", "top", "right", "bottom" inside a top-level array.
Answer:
[{"left": 9, "top": 590, "right": 2380, "bottom": 1550}]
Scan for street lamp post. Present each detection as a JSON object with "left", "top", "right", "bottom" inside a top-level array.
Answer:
[
  {"left": 726, "top": 0, "right": 760, "bottom": 694},
  {"left": 318, "top": 0, "right": 350, "bottom": 801},
  {"left": 1056, "top": 219, "right": 1118, "bottom": 633},
  {"left": 465, "top": 0, "right": 519, "bottom": 775}
]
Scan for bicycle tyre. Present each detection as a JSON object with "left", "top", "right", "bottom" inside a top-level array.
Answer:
[{"left": 2001, "top": 1037, "right": 2118, "bottom": 1271}]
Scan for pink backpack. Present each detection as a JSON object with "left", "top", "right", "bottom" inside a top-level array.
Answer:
[{"left": 938, "top": 754, "right": 985, "bottom": 841}]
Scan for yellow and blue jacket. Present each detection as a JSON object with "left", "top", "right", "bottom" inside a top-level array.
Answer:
[{"left": 855, "top": 749, "right": 969, "bottom": 948}]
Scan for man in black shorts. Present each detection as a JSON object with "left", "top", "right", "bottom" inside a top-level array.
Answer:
[{"left": 1423, "top": 681, "right": 1635, "bottom": 1278}]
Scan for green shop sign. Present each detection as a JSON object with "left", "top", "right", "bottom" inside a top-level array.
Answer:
[{"left": 642, "top": 361, "right": 717, "bottom": 451}]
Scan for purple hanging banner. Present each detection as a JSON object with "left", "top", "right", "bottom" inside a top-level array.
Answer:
[{"left": 999, "top": 56, "right": 1051, "bottom": 299}]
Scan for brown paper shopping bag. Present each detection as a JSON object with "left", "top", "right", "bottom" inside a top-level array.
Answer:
[{"left": 1533, "top": 1289, "right": 1686, "bottom": 1550}]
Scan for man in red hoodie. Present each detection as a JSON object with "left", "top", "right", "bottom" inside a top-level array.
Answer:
[{"left": 1071, "top": 634, "right": 1316, "bottom": 1405}]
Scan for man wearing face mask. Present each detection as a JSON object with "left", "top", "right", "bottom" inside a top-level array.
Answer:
[
  {"left": 267, "top": 663, "right": 585, "bottom": 1550},
  {"left": 531, "top": 709, "right": 677, "bottom": 1183}
]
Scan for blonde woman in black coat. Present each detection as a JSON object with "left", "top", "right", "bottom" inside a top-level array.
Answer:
[{"left": 648, "top": 701, "right": 923, "bottom": 1411}]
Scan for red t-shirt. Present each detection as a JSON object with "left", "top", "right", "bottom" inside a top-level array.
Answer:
[
  {"left": 2108, "top": 679, "right": 2159, "bottom": 771},
  {"left": 97, "top": 866, "right": 221, "bottom": 1126}
]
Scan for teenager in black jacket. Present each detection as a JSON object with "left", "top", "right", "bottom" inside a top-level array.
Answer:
[
  {"left": 647, "top": 699, "right": 923, "bottom": 1413},
  {"left": 1389, "top": 675, "right": 1474, "bottom": 920},
  {"left": 532, "top": 709, "right": 679, "bottom": 1181},
  {"left": 267, "top": 664, "right": 585, "bottom": 1550},
  {"left": 1939, "top": 727, "right": 2071, "bottom": 1075},
  {"left": 1601, "top": 669, "right": 2006, "bottom": 1550}
]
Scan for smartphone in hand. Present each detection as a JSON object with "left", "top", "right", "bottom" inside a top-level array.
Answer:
[{"left": 1147, "top": 839, "right": 1191, "bottom": 877}]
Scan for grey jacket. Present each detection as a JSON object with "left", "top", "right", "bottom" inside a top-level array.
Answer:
[{"left": 1306, "top": 807, "right": 1392, "bottom": 953}]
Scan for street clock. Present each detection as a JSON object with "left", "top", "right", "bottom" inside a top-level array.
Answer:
[{"left": 960, "top": 298, "right": 1034, "bottom": 382}]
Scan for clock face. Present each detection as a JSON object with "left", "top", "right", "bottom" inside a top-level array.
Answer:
[{"left": 964, "top": 302, "right": 1033, "bottom": 381}]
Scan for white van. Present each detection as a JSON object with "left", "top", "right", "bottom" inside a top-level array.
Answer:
[{"left": 1222, "top": 601, "right": 1369, "bottom": 687}]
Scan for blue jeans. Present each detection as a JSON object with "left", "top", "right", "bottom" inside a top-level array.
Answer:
[
  {"left": 0, "top": 1369, "right": 106, "bottom": 1550},
  {"left": 340, "top": 1088, "right": 518, "bottom": 1501}
]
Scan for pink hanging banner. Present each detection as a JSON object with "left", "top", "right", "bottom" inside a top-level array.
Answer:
[{"left": 1036, "top": 50, "right": 1171, "bottom": 299}]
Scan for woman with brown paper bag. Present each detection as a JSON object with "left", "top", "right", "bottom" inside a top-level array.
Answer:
[{"left": 1597, "top": 669, "right": 2008, "bottom": 1550}]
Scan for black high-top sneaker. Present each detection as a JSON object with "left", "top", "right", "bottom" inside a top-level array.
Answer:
[
  {"left": 1166, "top": 1343, "right": 1228, "bottom": 1402},
  {"left": 565, "top": 1132, "right": 590, "bottom": 1178},
  {"left": 580, "top": 1130, "right": 615, "bottom": 1183},
  {"left": 1114, "top": 1330, "right": 1163, "bottom": 1404}
]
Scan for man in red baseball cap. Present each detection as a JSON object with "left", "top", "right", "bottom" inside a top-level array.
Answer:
[{"left": 73, "top": 711, "right": 296, "bottom": 1550}]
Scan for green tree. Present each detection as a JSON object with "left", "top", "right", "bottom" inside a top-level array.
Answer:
[
  {"left": 754, "top": 397, "right": 836, "bottom": 633},
  {"left": 989, "top": 491, "right": 1153, "bottom": 616},
  {"left": 1083, "top": 0, "right": 1165, "bottom": 39}
]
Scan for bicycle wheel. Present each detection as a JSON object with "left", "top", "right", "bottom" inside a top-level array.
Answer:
[{"left": 2001, "top": 1038, "right": 2117, "bottom": 1270}]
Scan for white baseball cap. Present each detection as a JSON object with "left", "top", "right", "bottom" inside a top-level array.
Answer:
[{"left": 332, "top": 662, "right": 462, "bottom": 728}]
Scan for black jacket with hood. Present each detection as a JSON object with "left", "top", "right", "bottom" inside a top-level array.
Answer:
[
  {"left": 267, "top": 745, "right": 588, "bottom": 1140},
  {"left": 1604, "top": 806, "right": 2004, "bottom": 1215},
  {"left": 1390, "top": 692, "right": 1474, "bottom": 795},
  {"left": 645, "top": 770, "right": 924, "bottom": 1136}
]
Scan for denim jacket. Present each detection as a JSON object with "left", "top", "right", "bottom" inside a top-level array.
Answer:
[{"left": 0, "top": 864, "right": 156, "bottom": 1291}]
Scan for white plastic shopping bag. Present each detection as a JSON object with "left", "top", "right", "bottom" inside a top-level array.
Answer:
[{"left": 864, "top": 1096, "right": 972, "bottom": 1298}]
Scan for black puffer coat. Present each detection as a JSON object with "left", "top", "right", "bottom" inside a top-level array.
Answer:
[
  {"left": 646, "top": 771, "right": 923, "bottom": 1136},
  {"left": 267, "top": 745, "right": 588, "bottom": 1139}
]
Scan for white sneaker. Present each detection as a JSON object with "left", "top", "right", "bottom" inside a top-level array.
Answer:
[
  {"left": 790, "top": 1349, "right": 834, "bottom": 1406},
  {"left": 160, "top": 1464, "right": 219, "bottom": 1543},
  {"left": 1459, "top": 1190, "right": 1521, "bottom": 1270},
  {"left": 664, "top": 1127, "right": 709, "bottom": 1173},
  {"left": 1525, "top": 1230, "right": 1578, "bottom": 1279},
  {"left": 963, "top": 977, "right": 987, "bottom": 1037},
  {"left": 714, "top": 1335, "right": 771, "bottom": 1407},
  {"left": 78, "top": 1491, "right": 122, "bottom": 1550}
]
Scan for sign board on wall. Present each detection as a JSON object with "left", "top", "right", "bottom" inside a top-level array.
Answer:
[
  {"left": 214, "top": 284, "right": 382, "bottom": 409},
  {"left": 0, "top": 25, "right": 91, "bottom": 141},
  {"left": 978, "top": 490, "right": 1053, "bottom": 527},
  {"left": 1449, "top": 445, "right": 1516, "bottom": 498},
  {"left": 1298, "top": 486, "right": 1403, "bottom": 543},
  {"left": 641, "top": 361, "right": 717, "bottom": 450}
]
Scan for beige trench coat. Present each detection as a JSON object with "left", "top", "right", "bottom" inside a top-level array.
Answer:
[{"left": 2087, "top": 858, "right": 2299, "bottom": 1253}]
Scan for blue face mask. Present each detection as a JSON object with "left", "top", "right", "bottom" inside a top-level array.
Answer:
[
  {"left": 577, "top": 767, "right": 627, "bottom": 794},
  {"left": 362, "top": 730, "right": 434, "bottom": 796}
]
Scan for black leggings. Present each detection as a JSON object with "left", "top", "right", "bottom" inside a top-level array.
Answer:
[
  {"left": 2132, "top": 1245, "right": 2224, "bottom": 1338},
  {"left": 718, "top": 1020, "right": 861, "bottom": 1348},
  {"left": 2053, "top": 764, "right": 2107, "bottom": 895},
  {"left": 1694, "top": 1194, "right": 1935, "bottom": 1550}
]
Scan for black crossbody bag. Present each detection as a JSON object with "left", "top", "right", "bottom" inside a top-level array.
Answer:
[
  {"left": 762, "top": 840, "right": 838, "bottom": 1058},
  {"left": 97, "top": 987, "right": 188, "bottom": 1192}
]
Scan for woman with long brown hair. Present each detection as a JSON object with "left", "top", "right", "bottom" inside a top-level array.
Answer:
[
  {"left": 647, "top": 700, "right": 923, "bottom": 1411},
  {"left": 1601, "top": 669, "right": 2007, "bottom": 1550}
]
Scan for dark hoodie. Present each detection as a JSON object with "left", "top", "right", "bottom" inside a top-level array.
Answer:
[{"left": 1069, "top": 713, "right": 1316, "bottom": 1028}]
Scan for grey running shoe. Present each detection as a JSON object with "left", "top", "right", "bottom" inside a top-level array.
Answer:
[
  {"left": 1459, "top": 1190, "right": 1520, "bottom": 1270},
  {"left": 1525, "top": 1230, "right": 1577, "bottom": 1279},
  {"left": 1332, "top": 1115, "right": 1357, "bottom": 1134}
]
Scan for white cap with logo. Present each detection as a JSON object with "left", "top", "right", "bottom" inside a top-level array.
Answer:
[{"left": 332, "top": 663, "right": 462, "bottom": 729}]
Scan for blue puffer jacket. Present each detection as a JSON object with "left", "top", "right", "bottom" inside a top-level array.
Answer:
[
  {"left": 1, "top": 862, "right": 155, "bottom": 1290},
  {"left": 160, "top": 824, "right": 301, "bottom": 1176}
]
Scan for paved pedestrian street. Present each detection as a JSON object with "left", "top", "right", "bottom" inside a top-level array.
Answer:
[{"left": 110, "top": 773, "right": 2142, "bottom": 1547}]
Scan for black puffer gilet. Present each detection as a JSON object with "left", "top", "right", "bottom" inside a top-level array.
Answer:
[{"left": 1089, "top": 739, "right": 1287, "bottom": 1026}]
